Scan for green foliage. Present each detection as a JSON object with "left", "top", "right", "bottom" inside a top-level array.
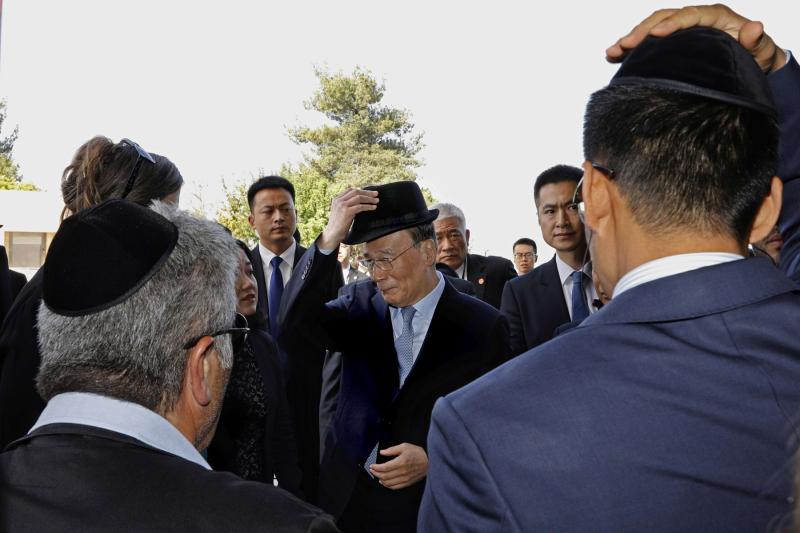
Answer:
[
  {"left": 0, "top": 100, "right": 38, "bottom": 191},
  {"left": 216, "top": 180, "right": 257, "bottom": 245},
  {"left": 218, "top": 67, "right": 430, "bottom": 247}
]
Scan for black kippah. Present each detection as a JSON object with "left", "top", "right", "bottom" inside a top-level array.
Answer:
[
  {"left": 610, "top": 27, "right": 776, "bottom": 118},
  {"left": 43, "top": 199, "right": 178, "bottom": 316}
]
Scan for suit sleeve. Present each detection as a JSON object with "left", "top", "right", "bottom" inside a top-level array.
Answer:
[
  {"left": 504, "top": 258, "right": 517, "bottom": 282},
  {"left": 772, "top": 55, "right": 800, "bottom": 279},
  {"left": 500, "top": 281, "right": 526, "bottom": 357},
  {"left": 278, "top": 243, "right": 350, "bottom": 353},
  {"left": 418, "top": 397, "right": 511, "bottom": 533}
]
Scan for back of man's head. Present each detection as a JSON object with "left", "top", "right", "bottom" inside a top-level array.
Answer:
[
  {"left": 583, "top": 28, "right": 779, "bottom": 244},
  {"left": 584, "top": 85, "right": 778, "bottom": 242},
  {"left": 37, "top": 201, "right": 239, "bottom": 413}
]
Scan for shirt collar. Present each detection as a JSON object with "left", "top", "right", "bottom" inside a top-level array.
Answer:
[
  {"left": 555, "top": 254, "right": 592, "bottom": 286},
  {"left": 31, "top": 392, "right": 210, "bottom": 470},
  {"left": 390, "top": 271, "right": 446, "bottom": 323},
  {"left": 614, "top": 252, "right": 744, "bottom": 297},
  {"left": 259, "top": 240, "right": 297, "bottom": 269},
  {"left": 455, "top": 257, "right": 467, "bottom": 279}
]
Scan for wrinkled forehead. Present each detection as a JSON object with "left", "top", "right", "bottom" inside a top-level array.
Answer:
[
  {"left": 434, "top": 216, "right": 466, "bottom": 234},
  {"left": 363, "top": 229, "right": 413, "bottom": 256}
]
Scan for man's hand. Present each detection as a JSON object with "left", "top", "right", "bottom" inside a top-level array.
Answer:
[
  {"left": 369, "top": 443, "right": 428, "bottom": 490},
  {"left": 318, "top": 188, "right": 379, "bottom": 251},
  {"left": 606, "top": 4, "right": 787, "bottom": 74}
]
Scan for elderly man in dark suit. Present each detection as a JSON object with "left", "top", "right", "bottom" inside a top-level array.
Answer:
[
  {"left": 500, "top": 165, "right": 598, "bottom": 355},
  {"left": 247, "top": 175, "right": 342, "bottom": 502},
  {"left": 0, "top": 200, "right": 337, "bottom": 532},
  {"left": 430, "top": 202, "right": 515, "bottom": 308},
  {"left": 280, "top": 181, "right": 510, "bottom": 532},
  {"left": 420, "top": 6, "right": 800, "bottom": 532}
]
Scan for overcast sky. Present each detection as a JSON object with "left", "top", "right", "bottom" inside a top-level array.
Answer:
[{"left": 1, "top": 1, "right": 795, "bottom": 260}]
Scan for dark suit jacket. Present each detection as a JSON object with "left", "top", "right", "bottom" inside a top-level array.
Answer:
[
  {"left": 251, "top": 241, "right": 343, "bottom": 503},
  {"left": 464, "top": 253, "right": 516, "bottom": 309},
  {"left": 344, "top": 266, "right": 368, "bottom": 285},
  {"left": 317, "top": 275, "right": 478, "bottom": 462},
  {"left": 775, "top": 55, "right": 800, "bottom": 280},
  {"left": 0, "top": 271, "right": 44, "bottom": 449},
  {"left": 0, "top": 247, "right": 24, "bottom": 328},
  {"left": 251, "top": 242, "right": 311, "bottom": 332},
  {"left": 421, "top": 258, "right": 800, "bottom": 532},
  {"left": 208, "top": 328, "right": 303, "bottom": 497},
  {"left": 280, "top": 245, "right": 510, "bottom": 524},
  {"left": 500, "top": 256, "right": 570, "bottom": 356},
  {"left": 1, "top": 423, "right": 338, "bottom": 532}
]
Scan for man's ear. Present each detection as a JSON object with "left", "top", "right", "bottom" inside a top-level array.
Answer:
[
  {"left": 185, "top": 337, "right": 216, "bottom": 407},
  {"left": 422, "top": 239, "right": 437, "bottom": 266},
  {"left": 581, "top": 161, "right": 613, "bottom": 235},
  {"left": 247, "top": 213, "right": 256, "bottom": 230},
  {"left": 749, "top": 176, "right": 783, "bottom": 244},
  {"left": 465, "top": 228, "right": 471, "bottom": 248}
]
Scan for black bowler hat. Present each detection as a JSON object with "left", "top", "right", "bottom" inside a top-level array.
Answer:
[
  {"left": 609, "top": 27, "right": 776, "bottom": 117},
  {"left": 343, "top": 181, "right": 438, "bottom": 245},
  {"left": 43, "top": 199, "right": 179, "bottom": 316}
]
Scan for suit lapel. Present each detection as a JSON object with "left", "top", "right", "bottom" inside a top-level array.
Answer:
[
  {"left": 371, "top": 291, "right": 400, "bottom": 399},
  {"left": 391, "top": 283, "right": 457, "bottom": 402},
  {"left": 542, "top": 256, "right": 570, "bottom": 324},
  {"left": 251, "top": 244, "right": 269, "bottom": 321},
  {"left": 466, "top": 254, "right": 486, "bottom": 301}
]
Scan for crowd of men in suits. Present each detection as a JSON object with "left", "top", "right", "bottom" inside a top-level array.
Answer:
[{"left": 1, "top": 3, "right": 800, "bottom": 532}]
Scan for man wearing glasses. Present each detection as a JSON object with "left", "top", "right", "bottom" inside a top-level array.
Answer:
[
  {"left": 511, "top": 238, "right": 537, "bottom": 275},
  {"left": 278, "top": 181, "right": 510, "bottom": 532},
  {"left": 501, "top": 164, "right": 597, "bottom": 356},
  {"left": 0, "top": 200, "right": 337, "bottom": 531},
  {"left": 420, "top": 5, "right": 800, "bottom": 532}
]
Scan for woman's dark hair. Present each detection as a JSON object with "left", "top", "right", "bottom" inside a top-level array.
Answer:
[
  {"left": 235, "top": 239, "right": 253, "bottom": 261},
  {"left": 60, "top": 136, "right": 184, "bottom": 219}
]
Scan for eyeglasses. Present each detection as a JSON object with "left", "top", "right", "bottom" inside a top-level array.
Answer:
[
  {"left": 573, "top": 162, "right": 616, "bottom": 223},
  {"left": 183, "top": 313, "right": 250, "bottom": 353},
  {"left": 358, "top": 241, "right": 419, "bottom": 272},
  {"left": 119, "top": 138, "right": 156, "bottom": 199},
  {"left": 513, "top": 252, "right": 537, "bottom": 260}
]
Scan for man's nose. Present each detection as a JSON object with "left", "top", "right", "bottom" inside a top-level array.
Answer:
[{"left": 555, "top": 208, "right": 569, "bottom": 227}]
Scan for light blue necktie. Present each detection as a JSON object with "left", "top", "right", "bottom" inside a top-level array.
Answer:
[
  {"left": 365, "top": 306, "right": 416, "bottom": 473},
  {"left": 571, "top": 270, "right": 590, "bottom": 322},
  {"left": 268, "top": 256, "right": 284, "bottom": 336}
]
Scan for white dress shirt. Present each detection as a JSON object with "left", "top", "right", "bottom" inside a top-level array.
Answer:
[
  {"left": 31, "top": 392, "right": 210, "bottom": 469},
  {"left": 258, "top": 240, "right": 296, "bottom": 301},
  {"left": 555, "top": 254, "right": 597, "bottom": 320},
  {"left": 454, "top": 257, "right": 468, "bottom": 280},
  {"left": 614, "top": 252, "right": 743, "bottom": 297},
  {"left": 388, "top": 271, "right": 446, "bottom": 373}
]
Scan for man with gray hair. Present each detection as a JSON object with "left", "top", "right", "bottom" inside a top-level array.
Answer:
[
  {"left": 0, "top": 199, "right": 337, "bottom": 532},
  {"left": 431, "top": 202, "right": 516, "bottom": 308}
]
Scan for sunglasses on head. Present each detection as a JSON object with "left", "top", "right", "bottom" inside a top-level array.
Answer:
[{"left": 118, "top": 138, "right": 156, "bottom": 199}]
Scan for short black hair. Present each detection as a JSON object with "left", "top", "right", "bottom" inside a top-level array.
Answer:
[
  {"left": 513, "top": 237, "right": 537, "bottom": 254},
  {"left": 247, "top": 175, "right": 296, "bottom": 211},
  {"left": 408, "top": 222, "right": 436, "bottom": 247},
  {"left": 533, "top": 165, "right": 583, "bottom": 203},
  {"left": 583, "top": 85, "right": 778, "bottom": 242}
]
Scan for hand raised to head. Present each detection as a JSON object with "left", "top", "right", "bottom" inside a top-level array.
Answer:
[
  {"left": 318, "top": 188, "right": 379, "bottom": 251},
  {"left": 606, "top": 4, "right": 787, "bottom": 74}
]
